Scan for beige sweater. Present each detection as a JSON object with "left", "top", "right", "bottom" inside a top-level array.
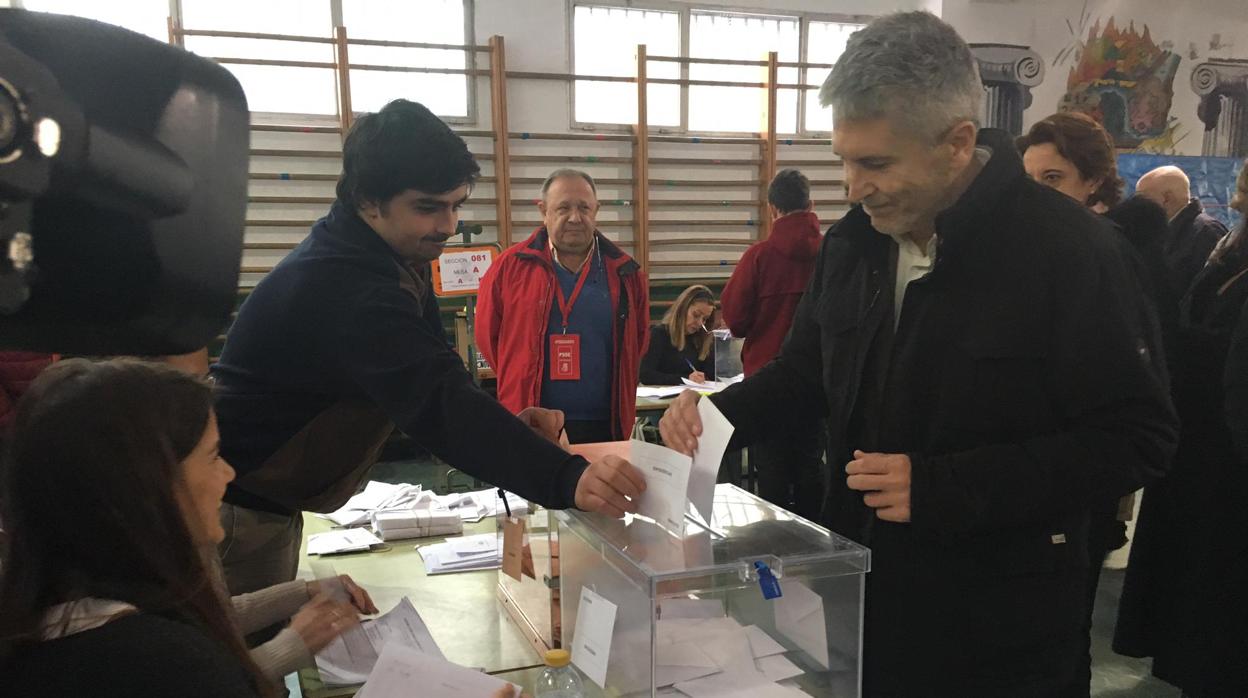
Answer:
[{"left": 233, "top": 581, "right": 313, "bottom": 681}]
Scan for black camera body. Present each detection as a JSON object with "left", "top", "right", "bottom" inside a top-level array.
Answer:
[{"left": 0, "top": 9, "right": 249, "bottom": 355}]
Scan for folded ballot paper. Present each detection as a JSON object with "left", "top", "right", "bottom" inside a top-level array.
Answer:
[
  {"left": 417, "top": 532, "right": 502, "bottom": 575},
  {"left": 316, "top": 597, "right": 443, "bottom": 686},
  {"left": 355, "top": 643, "right": 522, "bottom": 698},
  {"left": 306, "top": 528, "right": 384, "bottom": 556}
]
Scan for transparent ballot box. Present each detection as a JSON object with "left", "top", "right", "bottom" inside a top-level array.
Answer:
[
  {"left": 713, "top": 328, "right": 743, "bottom": 380},
  {"left": 496, "top": 508, "right": 562, "bottom": 653},
  {"left": 556, "top": 484, "right": 869, "bottom": 697}
]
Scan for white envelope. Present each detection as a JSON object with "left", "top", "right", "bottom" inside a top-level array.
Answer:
[
  {"left": 755, "top": 653, "right": 804, "bottom": 682},
  {"left": 653, "top": 641, "right": 721, "bottom": 687},
  {"left": 773, "top": 580, "right": 829, "bottom": 670},
  {"left": 743, "top": 625, "right": 787, "bottom": 658}
]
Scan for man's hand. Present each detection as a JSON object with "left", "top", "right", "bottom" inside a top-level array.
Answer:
[
  {"left": 306, "top": 574, "right": 378, "bottom": 615},
  {"left": 845, "top": 450, "right": 912, "bottom": 523},
  {"left": 658, "top": 390, "right": 702, "bottom": 456},
  {"left": 688, "top": 370, "right": 707, "bottom": 384},
  {"left": 289, "top": 594, "right": 361, "bottom": 654},
  {"left": 517, "top": 406, "right": 566, "bottom": 445},
  {"left": 575, "top": 455, "right": 646, "bottom": 517}
]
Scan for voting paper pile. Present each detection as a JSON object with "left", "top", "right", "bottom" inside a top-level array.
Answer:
[{"left": 318, "top": 482, "right": 528, "bottom": 543}]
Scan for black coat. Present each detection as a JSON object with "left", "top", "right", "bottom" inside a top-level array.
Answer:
[
  {"left": 712, "top": 129, "right": 1177, "bottom": 695},
  {"left": 639, "top": 324, "right": 716, "bottom": 386},
  {"left": 1114, "top": 232, "right": 1248, "bottom": 695},
  {"left": 1164, "top": 198, "right": 1227, "bottom": 299}
]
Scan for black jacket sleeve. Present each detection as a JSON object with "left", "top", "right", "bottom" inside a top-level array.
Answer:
[
  {"left": 910, "top": 231, "right": 1179, "bottom": 537},
  {"left": 319, "top": 281, "right": 587, "bottom": 510},
  {"left": 639, "top": 325, "right": 687, "bottom": 385}
]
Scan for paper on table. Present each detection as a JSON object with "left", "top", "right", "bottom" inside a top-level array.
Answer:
[
  {"left": 354, "top": 642, "right": 520, "bottom": 698},
  {"left": 630, "top": 439, "right": 692, "bottom": 533},
  {"left": 637, "top": 385, "right": 685, "bottom": 399},
  {"left": 688, "top": 397, "right": 734, "bottom": 523},
  {"left": 570, "top": 586, "right": 617, "bottom": 689},
  {"left": 774, "top": 580, "right": 829, "bottom": 670},
  {"left": 306, "top": 528, "right": 383, "bottom": 555},
  {"left": 316, "top": 597, "right": 443, "bottom": 686},
  {"left": 417, "top": 533, "right": 500, "bottom": 575}
]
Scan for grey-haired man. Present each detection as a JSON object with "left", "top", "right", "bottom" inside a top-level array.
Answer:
[{"left": 660, "top": 12, "right": 1177, "bottom": 695}]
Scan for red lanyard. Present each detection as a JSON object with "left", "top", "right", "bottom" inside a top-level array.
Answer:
[{"left": 553, "top": 256, "right": 593, "bottom": 334}]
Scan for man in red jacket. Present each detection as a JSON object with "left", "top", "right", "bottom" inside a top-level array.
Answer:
[
  {"left": 477, "top": 169, "right": 649, "bottom": 444},
  {"left": 720, "top": 169, "right": 826, "bottom": 519}
]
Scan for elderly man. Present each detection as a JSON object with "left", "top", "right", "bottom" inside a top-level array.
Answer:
[
  {"left": 477, "top": 169, "right": 649, "bottom": 444},
  {"left": 659, "top": 12, "right": 1177, "bottom": 695},
  {"left": 1135, "top": 165, "right": 1227, "bottom": 295}
]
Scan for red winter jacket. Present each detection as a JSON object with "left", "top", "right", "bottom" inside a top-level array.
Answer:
[
  {"left": 720, "top": 211, "right": 822, "bottom": 376},
  {"left": 476, "top": 228, "right": 649, "bottom": 440},
  {"left": 0, "top": 351, "right": 57, "bottom": 431}
]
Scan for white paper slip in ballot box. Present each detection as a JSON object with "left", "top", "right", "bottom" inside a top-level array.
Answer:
[
  {"left": 630, "top": 439, "right": 692, "bottom": 533},
  {"left": 570, "top": 586, "right": 617, "bottom": 689}
]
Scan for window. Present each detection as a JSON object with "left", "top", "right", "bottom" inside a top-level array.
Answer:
[
  {"left": 573, "top": 5, "right": 680, "bottom": 127},
  {"left": 805, "top": 20, "right": 862, "bottom": 134},
  {"left": 688, "top": 11, "right": 799, "bottom": 134},
  {"left": 19, "top": 0, "right": 170, "bottom": 43},
  {"left": 571, "top": 4, "right": 865, "bottom": 134},
  {"left": 341, "top": 0, "right": 472, "bottom": 118},
  {"left": 181, "top": 0, "right": 336, "bottom": 115}
]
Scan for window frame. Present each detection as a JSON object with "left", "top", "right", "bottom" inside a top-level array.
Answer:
[
  {"left": 15, "top": 0, "right": 478, "bottom": 124},
  {"left": 568, "top": 0, "right": 870, "bottom": 136}
]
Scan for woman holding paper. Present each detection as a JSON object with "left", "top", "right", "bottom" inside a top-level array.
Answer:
[
  {"left": 0, "top": 360, "right": 381, "bottom": 695},
  {"left": 640, "top": 285, "right": 718, "bottom": 386}
]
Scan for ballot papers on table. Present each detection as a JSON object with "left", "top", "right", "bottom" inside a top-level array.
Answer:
[
  {"left": 637, "top": 384, "right": 686, "bottom": 399},
  {"left": 436, "top": 488, "right": 529, "bottom": 524},
  {"left": 323, "top": 481, "right": 426, "bottom": 527},
  {"left": 307, "top": 528, "right": 384, "bottom": 555},
  {"left": 315, "top": 597, "right": 443, "bottom": 686},
  {"left": 679, "top": 373, "right": 744, "bottom": 393},
  {"left": 417, "top": 532, "right": 501, "bottom": 575},
  {"left": 370, "top": 508, "right": 462, "bottom": 542},
  {"left": 355, "top": 643, "right": 522, "bottom": 698}
]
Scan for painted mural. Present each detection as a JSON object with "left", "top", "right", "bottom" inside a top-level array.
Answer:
[{"left": 1057, "top": 16, "right": 1185, "bottom": 152}]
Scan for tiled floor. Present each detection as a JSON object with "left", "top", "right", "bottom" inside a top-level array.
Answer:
[{"left": 371, "top": 458, "right": 1185, "bottom": 696}]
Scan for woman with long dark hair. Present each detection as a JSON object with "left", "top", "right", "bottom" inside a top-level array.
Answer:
[{"left": 0, "top": 359, "right": 277, "bottom": 696}]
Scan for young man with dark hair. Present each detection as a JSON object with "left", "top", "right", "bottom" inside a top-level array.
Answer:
[
  {"left": 720, "top": 168, "right": 825, "bottom": 520},
  {"left": 212, "top": 100, "right": 644, "bottom": 594}
]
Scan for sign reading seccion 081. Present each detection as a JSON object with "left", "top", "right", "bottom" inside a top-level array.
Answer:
[{"left": 432, "top": 245, "right": 497, "bottom": 297}]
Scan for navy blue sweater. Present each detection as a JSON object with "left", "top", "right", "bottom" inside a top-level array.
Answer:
[{"left": 213, "top": 202, "right": 588, "bottom": 515}]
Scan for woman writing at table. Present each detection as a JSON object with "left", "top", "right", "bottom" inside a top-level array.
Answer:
[
  {"left": 640, "top": 285, "right": 717, "bottom": 386},
  {"left": 0, "top": 360, "right": 518, "bottom": 697}
]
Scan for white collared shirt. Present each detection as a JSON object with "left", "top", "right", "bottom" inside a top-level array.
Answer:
[{"left": 889, "top": 233, "right": 937, "bottom": 329}]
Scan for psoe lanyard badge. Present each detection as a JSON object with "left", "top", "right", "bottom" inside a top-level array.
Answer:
[{"left": 549, "top": 250, "right": 595, "bottom": 381}]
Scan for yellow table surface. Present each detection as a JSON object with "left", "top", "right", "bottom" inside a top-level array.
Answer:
[{"left": 296, "top": 514, "right": 542, "bottom": 697}]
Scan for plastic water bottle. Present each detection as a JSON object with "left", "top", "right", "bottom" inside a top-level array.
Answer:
[{"left": 534, "top": 649, "right": 585, "bottom": 697}]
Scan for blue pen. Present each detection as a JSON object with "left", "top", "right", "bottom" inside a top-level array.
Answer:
[{"left": 684, "top": 358, "right": 699, "bottom": 373}]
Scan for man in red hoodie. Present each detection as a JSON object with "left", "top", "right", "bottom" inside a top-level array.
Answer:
[{"left": 720, "top": 169, "right": 826, "bottom": 519}]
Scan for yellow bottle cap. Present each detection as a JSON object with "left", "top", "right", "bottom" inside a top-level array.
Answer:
[{"left": 544, "top": 649, "right": 571, "bottom": 668}]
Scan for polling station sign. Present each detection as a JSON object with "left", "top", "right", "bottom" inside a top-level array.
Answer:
[{"left": 432, "top": 245, "right": 497, "bottom": 297}]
